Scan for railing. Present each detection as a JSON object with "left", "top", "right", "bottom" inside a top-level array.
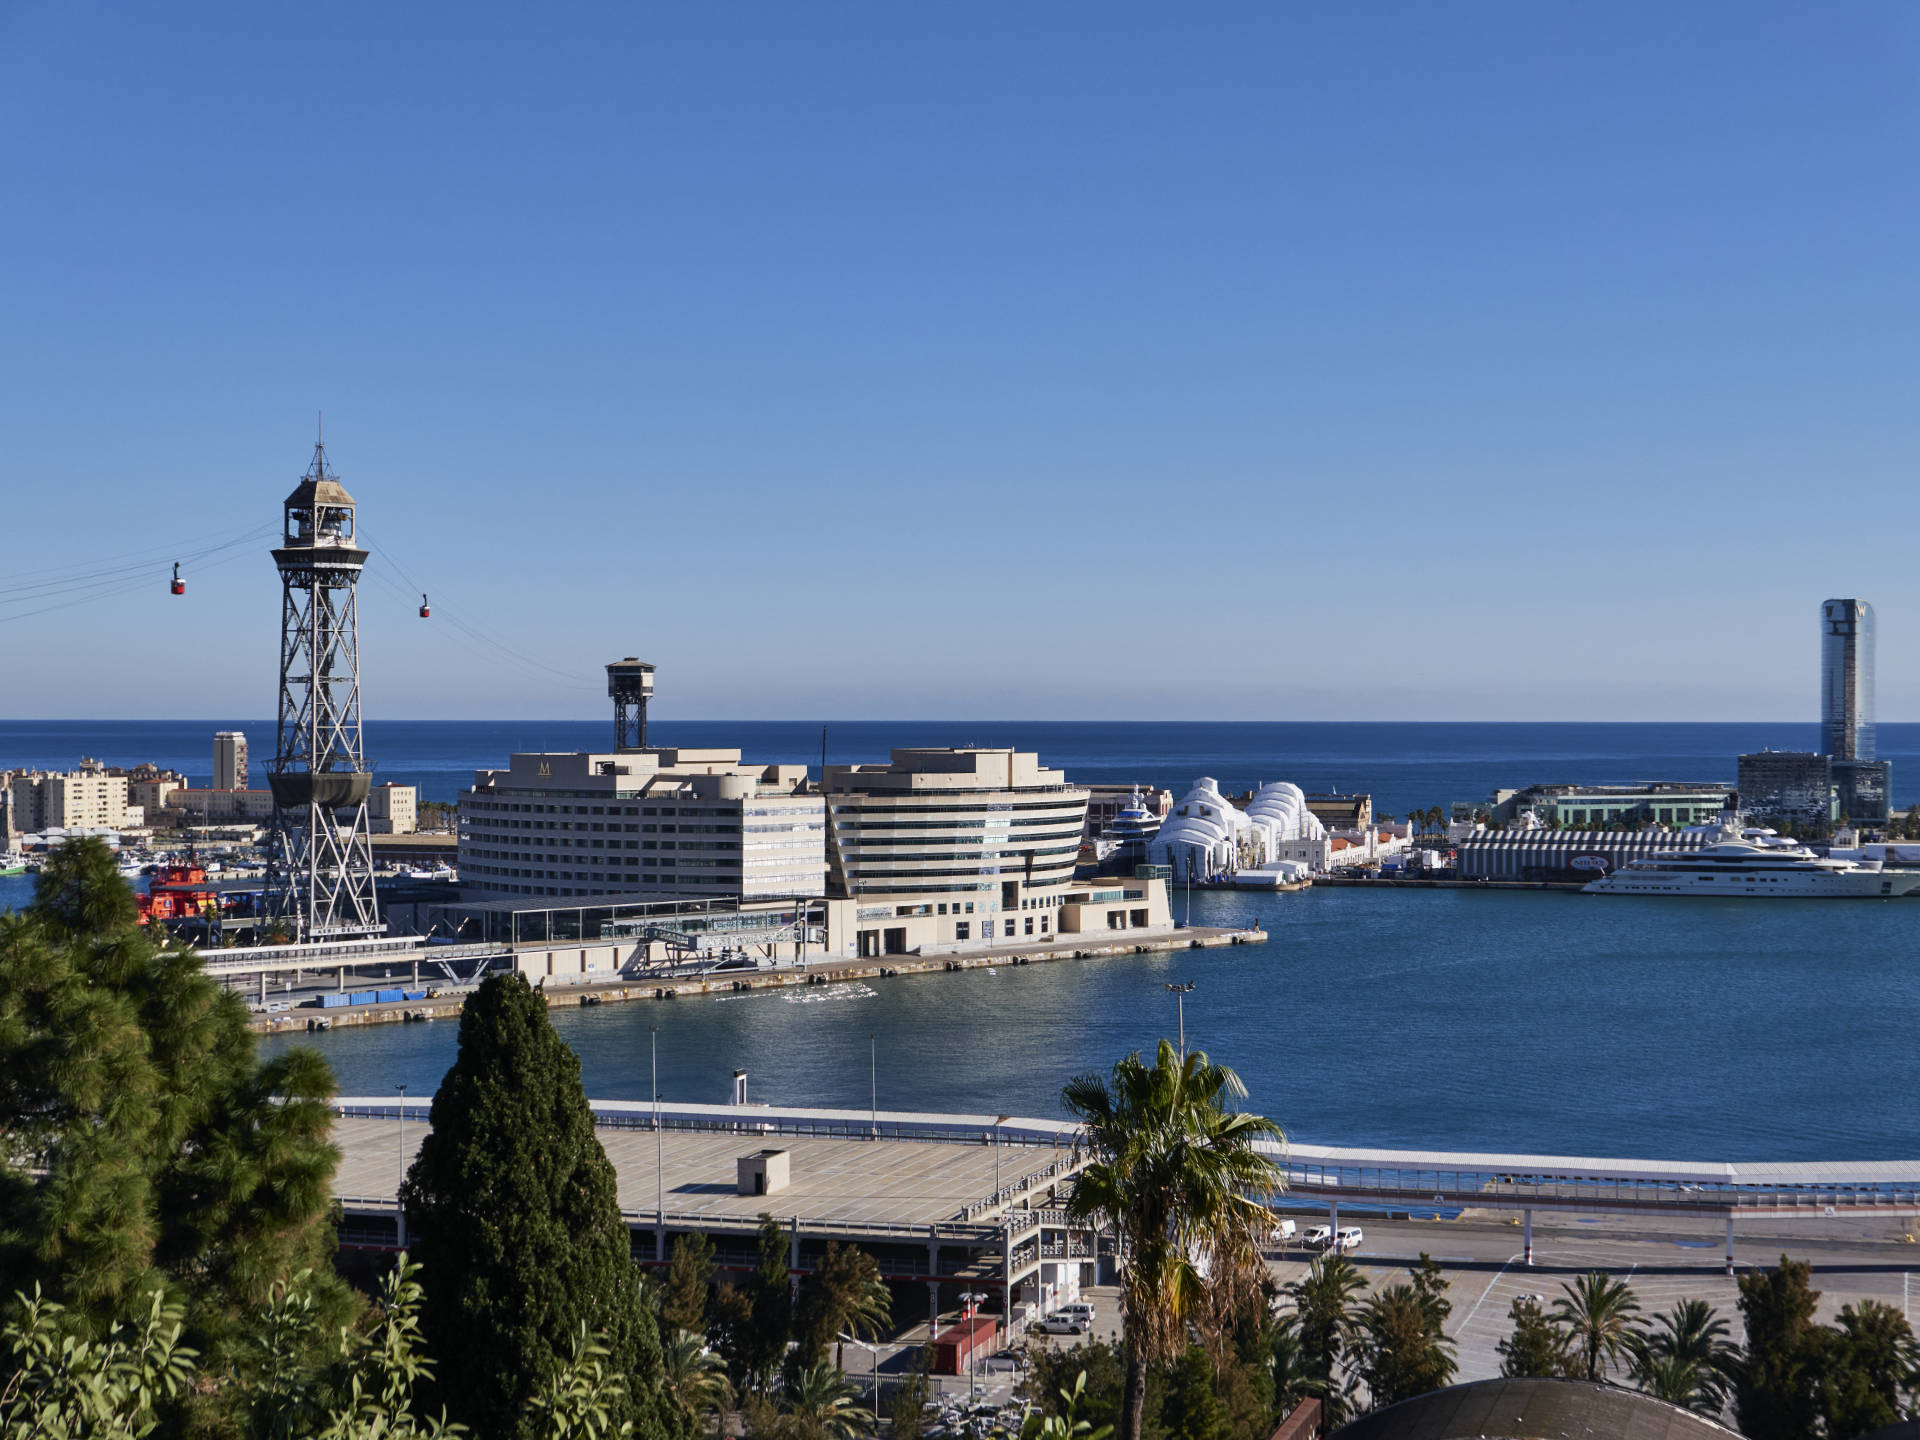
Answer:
[{"left": 332, "top": 1102, "right": 1920, "bottom": 1223}]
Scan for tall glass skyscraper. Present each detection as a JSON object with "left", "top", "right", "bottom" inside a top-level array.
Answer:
[{"left": 1821, "top": 598, "right": 1876, "bottom": 761}]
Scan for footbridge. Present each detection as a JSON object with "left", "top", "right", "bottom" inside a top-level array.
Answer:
[
  {"left": 328, "top": 1101, "right": 1920, "bottom": 1283},
  {"left": 1266, "top": 1140, "right": 1920, "bottom": 1272}
]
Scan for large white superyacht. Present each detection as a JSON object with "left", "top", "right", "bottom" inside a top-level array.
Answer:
[{"left": 1583, "top": 826, "right": 1920, "bottom": 898}]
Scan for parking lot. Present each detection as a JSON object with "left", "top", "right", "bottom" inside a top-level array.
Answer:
[{"left": 872, "top": 1210, "right": 1920, "bottom": 1417}]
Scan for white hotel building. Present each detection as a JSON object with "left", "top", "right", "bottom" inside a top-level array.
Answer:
[{"left": 459, "top": 747, "right": 825, "bottom": 901}]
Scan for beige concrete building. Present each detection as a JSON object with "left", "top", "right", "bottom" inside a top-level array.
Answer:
[
  {"left": 128, "top": 776, "right": 183, "bottom": 815},
  {"left": 459, "top": 747, "right": 825, "bottom": 902},
  {"left": 166, "top": 787, "right": 277, "bottom": 821},
  {"left": 7, "top": 761, "right": 131, "bottom": 837},
  {"left": 824, "top": 748, "right": 1172, "bottom": 957},
  {"left": 368, "top": 782, "right": 417, "bottom": 834}
]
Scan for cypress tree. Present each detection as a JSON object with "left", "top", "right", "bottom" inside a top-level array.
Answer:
[{"left": 400, "top": 972, "right": 672, "bottom": 1440}]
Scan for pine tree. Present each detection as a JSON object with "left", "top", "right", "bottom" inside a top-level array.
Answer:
[
  {"left": 1734, "top": 1256, "right": 1823, "bottom": 1440},
  {"left": 0, "top": 838, "right": 347, "bottom": 1377},
  {"left": 400, "top": 972, "right": 673, "bottom": 1440},
  {"left": 660, "top": 1233, "right": 716, "bottom": 1339},
  {"left": 740, "top": 1216, "right": 792, "bottom": 1394}
]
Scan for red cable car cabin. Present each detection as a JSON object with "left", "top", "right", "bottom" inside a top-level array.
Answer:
[
  {"left": 419, "top": 593, "right": 431, "bottom": 618},
  {"left": 170, "top": 562, "right": 185, "bottom": 595}
]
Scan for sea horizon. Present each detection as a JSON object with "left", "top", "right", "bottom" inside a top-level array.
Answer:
[{"left": 5, "top": 718, "right": 1917, "bottom": 815}]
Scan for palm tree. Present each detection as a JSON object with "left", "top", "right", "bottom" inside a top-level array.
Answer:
[
  {"left": 781, "top": 1361, "right": 873, "bottom": 1440},
  {"left": 1630, "top": 1351, "right": 1720, "bottom": 1414},
  {"left": 1551, "top": 1272, "right": 1643, "bottom": 1382},
  {"left": 1062, "top": 1041, "right": 1284, "bottom": 1440},
  {"left": 835, "top": 1277, "right": 891, "bottom": 1372},
  {"left": 1633, "top": 1298, "right": 1734, "bottom": 1410},
  {"left": 1285, "top": 1253, "right": 1368, "bottom": 1422},
  {"left": 662, "top": 1329, "right": 735, "bottom": 1436}
]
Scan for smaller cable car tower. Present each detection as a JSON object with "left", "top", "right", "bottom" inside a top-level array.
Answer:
[
  {"left": 607, "top": 657, "right": 655, "bottom": 750},
  {"left": 264, "top": 439, "right": 381, "bottom": 940}
]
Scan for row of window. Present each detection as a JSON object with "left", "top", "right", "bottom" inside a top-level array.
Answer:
[
  {"left": 830, "top": 813, "right": 1084, "bottom": 831},
  {"left": 470, "top": 820, "right": 739, "bottom": 835},
  {"left": 833, "top": 841, "right": 1081, "bottom": 863}
]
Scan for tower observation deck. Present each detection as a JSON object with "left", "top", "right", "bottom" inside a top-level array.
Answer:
[{"left": 264, "top": 440, "right": 381, "bottom": 940}]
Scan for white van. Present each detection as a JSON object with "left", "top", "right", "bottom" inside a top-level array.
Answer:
[
  {"left": 1301, "top": 1225, "right": 1333, "bottom": 1249},
  {"left": 1334, "top": 1227, "right": 1364, "bottom": 1253},
  {"left": 1269, "top": 1219, "right": 1297, "bottom": 1245}
]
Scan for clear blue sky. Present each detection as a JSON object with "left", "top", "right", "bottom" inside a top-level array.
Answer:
[{"left": 3, "top": 3, "right": 1917, "bottom": 721}]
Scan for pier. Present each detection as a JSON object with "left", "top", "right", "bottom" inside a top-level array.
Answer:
[{"left": 239, "top": 921, "right": 1263, "bottom": 1033}]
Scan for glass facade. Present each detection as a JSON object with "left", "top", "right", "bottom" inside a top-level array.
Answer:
[
  {"left": 1830, "top": 759, "right": 1892, "bottom": 825},
  {"left": 1821, "top": 598, "right": 1876, "bottom": 761}
]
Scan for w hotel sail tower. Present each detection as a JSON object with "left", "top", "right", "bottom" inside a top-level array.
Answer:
[{"left": 1821, "top": 598, "right": 1891, "bottom": 823}]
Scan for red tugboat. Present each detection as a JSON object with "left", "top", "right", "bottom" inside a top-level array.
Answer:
[{"left": 138, "top": 860, "right": 222, "bottom": 927}]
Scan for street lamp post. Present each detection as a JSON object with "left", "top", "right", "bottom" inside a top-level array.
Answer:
[
  {"left": 1164, "top": 981, "right": 1194, "bottom": 1056},
  {"left": 959, "top": 1290, "right": 987, "bottom": 1403},
  {"left": 395, "top": 1084, "right": 407, "bottom": 1250},
  {"left": 653, "top": 1025, "right": 664, "bottom": 1263}
]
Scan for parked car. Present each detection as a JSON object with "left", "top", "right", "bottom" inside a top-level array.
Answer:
[
  {"left": 1301, "top": 1225, "right": 1333, "bottom": 1249},
  {"left": 1334, "top": 1227, "right": 1364, "bottom": 1253},
  {"left": 1033, "top": 1315, "right": 1088, "bottom": 1335}
]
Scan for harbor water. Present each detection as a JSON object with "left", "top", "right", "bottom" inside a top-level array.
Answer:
[
  {"left": 7, "top": 720, "right": 1918, "bottom": 1163},
  {"left": 261, "top": 883, "right": 1920, "bottom": 1164}
]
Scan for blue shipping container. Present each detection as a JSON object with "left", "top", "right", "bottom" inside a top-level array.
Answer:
[
  {"left": 317, "top": 994, "right": 351, "bottom": 1009},
  {"left": 376, "top": 989, "right": 405, "bottom": 1003},
  {"left": 349, "top": 991, "right": 377, "bottom": 1006}
]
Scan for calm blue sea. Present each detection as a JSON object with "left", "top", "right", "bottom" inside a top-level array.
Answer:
[
  {"left": 5, "top": 717, "right": 1918, "bottom": 812},
  {"left": 8, "top": 720, "right": 1920, "bottom": 1161}
]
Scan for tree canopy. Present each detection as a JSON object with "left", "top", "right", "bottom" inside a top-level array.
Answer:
[{"left": 0, "top": 837, "right": 347, "bottom": 1380}]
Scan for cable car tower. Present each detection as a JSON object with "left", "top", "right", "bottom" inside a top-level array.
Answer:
[{"left": 264, "top": 439, "right": 381, "bottom": 940}]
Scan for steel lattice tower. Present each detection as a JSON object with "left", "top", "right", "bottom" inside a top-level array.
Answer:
[{"left": 264, "top": 440, "right": 381, "bottom": 940}]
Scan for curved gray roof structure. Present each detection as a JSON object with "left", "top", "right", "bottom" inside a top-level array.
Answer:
[{"left": 1329, "top": 1379, "right": 1735, "bottom": 1439}]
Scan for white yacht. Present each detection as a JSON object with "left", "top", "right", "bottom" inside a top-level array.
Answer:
[
  {"left": 1099, "top": 787, "right": 1163, "bottom": 867},
  {"left": 1584, "top": 829, "right": 1920, "bottom": 899}
]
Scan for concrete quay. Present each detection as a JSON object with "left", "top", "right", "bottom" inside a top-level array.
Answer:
[{"left": 247, "top": 920, "right": 1264, "bottom": 1034}]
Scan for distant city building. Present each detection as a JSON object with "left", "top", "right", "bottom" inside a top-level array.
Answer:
[
  {"left": 460, "top": 748, "right": 824, "bottom": 902},
  {"left": 1830, "top": 759, "right": 1892, "bottom": 826},
  {"left": 824, "top": 748, "right": 1100, "bottom": 954},
  {"left": 213, "top": 731, "right": 249, "bottom": 791},
  {"left": 1306, "top": 793, "right": 1374, "bottom": 832},
  {"left": 1736, "top": 752, "right": 1834, "bottom": 828},
  {"left": 1821, "top": 599, "right": 1876, "bottom": 761},
  {"left": 1482, "top": 783, "right": 1734, "bottom": 829},
  {"left": 367, "top": 782, "right": 418, "bottom": 835},
  {"left": 127, "top": 770, "right": 186, "bottom": 818},
  {"left": 166, "top": 787, "right": 276, "bottom": 822},
  {"left": 7, "top": 761, "right": 131, "bottom": 838}
]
